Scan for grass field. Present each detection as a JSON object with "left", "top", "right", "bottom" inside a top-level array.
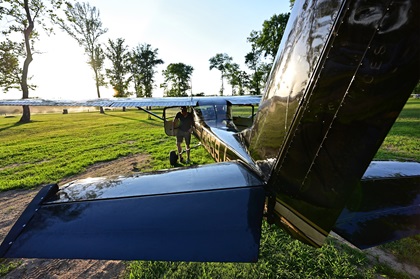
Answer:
[
  {"left": 1, "top": 98, "right": 419, "bottom": 278},
  {"left": 0, "top": 109, "right": 213, "bottom": 191},
  {"left": 375, "top": 98, "right": 420, "bottom": 161}
]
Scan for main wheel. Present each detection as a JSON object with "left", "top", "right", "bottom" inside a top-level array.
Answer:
[{"left": 169, "top": 150, "right": 178, "bottom": 166}]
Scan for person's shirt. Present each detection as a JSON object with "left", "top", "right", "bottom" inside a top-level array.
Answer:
[{"left": 175, "top": 112, "right": 194, "bottom": 132}]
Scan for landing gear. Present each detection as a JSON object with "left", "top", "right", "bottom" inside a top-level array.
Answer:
[
  {"left": 169, "top": 150, "right": 178, "bottom": 166},
  {"left": 169, "top": 143, "right": 201, "bottom": 166}
]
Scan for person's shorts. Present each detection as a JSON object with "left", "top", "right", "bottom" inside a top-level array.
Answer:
[{"left": 176, "top": 130, "right": 191, "bottom": 145}]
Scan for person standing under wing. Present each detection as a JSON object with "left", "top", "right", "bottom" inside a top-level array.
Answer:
[{"left": 173, "top": 106, "right": 194, "bottom": 163}]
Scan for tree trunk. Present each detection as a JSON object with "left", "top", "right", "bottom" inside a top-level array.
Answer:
[
  {"left": 20, "top": 105, "right": 31, "bottom": 123},
  {"left": 94, "top": 68, "right": 105, "bottom": 114},
  {"left": 19, "top": 0, "right": 34, "bottom": 123},
  {"left": 220, "top": 74, "right": 224, "bottom": 96}
]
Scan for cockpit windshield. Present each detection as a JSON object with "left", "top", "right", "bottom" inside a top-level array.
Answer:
[
  {"left": 195, "top": 103, "right": 237, "bottom": 131},
  {"left": 195, "top": 101, "right": 256, "bottom": 132}
]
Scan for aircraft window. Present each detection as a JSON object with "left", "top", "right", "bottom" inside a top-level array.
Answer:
[
  {"left": 164, "top": 107, "right": 181, "bottom": 121},
  {"left": 231, "top": 105, "right": 256, "bottom": 131},
  {"left": 163, "top": 107, "right": 192, "bottom": 136},
  {"left": 196, "top": 105, "right": 229, "bottom": 122},
  {"left": 231, "top": 105, "right": 255, "bottom": 118},
  {"left": 195, "top": 104, "right": 238, "bottom": 131}
]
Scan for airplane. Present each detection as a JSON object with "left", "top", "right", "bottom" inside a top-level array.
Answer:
[{"left": 0, "top": 0, "right": 419, "bottom": 262}]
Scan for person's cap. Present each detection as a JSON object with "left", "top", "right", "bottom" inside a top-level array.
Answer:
[{"left": 181, "top": 106, "right": 187, "bottom": 110}]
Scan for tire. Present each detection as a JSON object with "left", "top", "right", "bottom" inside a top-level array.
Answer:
[{"left": 169, "top": 150, "right": 178, "bottom": 166}]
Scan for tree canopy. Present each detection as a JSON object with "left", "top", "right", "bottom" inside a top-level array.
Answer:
[
  {"left": 0, "top": 0, "right": 73, "bottom": 123},
  {"left": 161, "top": 63, "right": 193, "bottom": 97},
  {"left": 0, "top": 0, "right": 295, "bottom": 110},
  {"left": 59, "top": 1, "right": 107, "bottom": 111},
  {"left": 225, "top": 63, "right": 248, "bottom": 96},
  {"left": 0, "top": 39, "right": 27, "bottom": 93},
  {"left": 130, "top": 43, "right": 164, "bottom": 98},
  {"left": 209, "top": 53, "right": 233, "bottom": 96},
  {"left": 243, "top": 12, "right": 290, "bottom": 95},
  {"left": 247, "top": 13, "right": 289, "bottom": 61},
  {"left": 105, "top": 38, "right": 131, "bottom": 97}
]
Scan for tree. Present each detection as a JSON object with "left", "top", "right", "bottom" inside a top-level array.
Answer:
[
  {"left": 245, "top": 12, "right": 290, "bottom": 95},
  {"left": 161, "top": 63, "right": 193, "bottom": 97},
  {"left": 249, "top": 65, "right": 270, "bottom": 96},
  {"left": 130, "top": 43, "right": 164, "bottom": 98},
  {"left": 226, "top": 63, "right": 249, "bottom": 95},
  {"left": 89, "top": 44, "right": 106, "bottom": 96},
  {"left": 0, "top": 39, "right": 28, "bottom": 93},
  {"left": 0, "top": 0, "right": 72, "bottom": 123},
  {"left": 290, "top": 0, "right": 295, "bottom": 8},
  {"left": 245, "top": 47, "right": 269, "bottom": 95},
  {"left": 247, "top": 13, "right": 290, "bottom": 62},
  {"left": 59, "top": 2, "right": 107, "bottom": 113},
  {"left": 105, "top": 38, "right": 130, "bottom": 97},
  {"left": 209, "top": 53, "right": 232, "bottom": 96}
]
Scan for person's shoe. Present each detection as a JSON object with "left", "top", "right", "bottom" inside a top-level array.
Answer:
[
  {"left": 186, "top": 159, "right": 190, "bottom": 164},
  {"left": 180, "top": 157, "right": 184, "bottom": 163}
]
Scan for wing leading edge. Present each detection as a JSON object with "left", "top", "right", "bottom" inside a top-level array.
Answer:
[
  {"left": 0, "top": 96, "right": 262, "bottom": 108},
  {"left": 0, "top": 162, "right": 265, "bottom": 261}
]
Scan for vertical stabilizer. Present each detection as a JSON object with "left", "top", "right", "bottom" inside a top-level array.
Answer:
[{"left": 246, "top": 0, "right": 420, "bottom": 246}]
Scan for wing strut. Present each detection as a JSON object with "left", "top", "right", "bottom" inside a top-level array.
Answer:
[{"left": 137, "top": 106, "right": 164, "bottom": 120}]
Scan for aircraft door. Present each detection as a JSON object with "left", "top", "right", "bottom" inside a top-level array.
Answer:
[{"left": 163, "top": 107, "right": 180, "bottom": 136}]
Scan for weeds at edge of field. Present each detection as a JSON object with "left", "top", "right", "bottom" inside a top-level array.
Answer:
[{"left": 0, "top": 259, "right": 21, "bottom": 276}]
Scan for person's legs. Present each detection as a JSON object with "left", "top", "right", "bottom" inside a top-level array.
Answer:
[
  {"left": 177, "top": 142, "right": 183, "bottom": 161},
  {"left": 185, "top": 133, "right": 191, "bottom": 163},
  {"left": 176, "top": 134, "right": 183, "bottom": 162}
]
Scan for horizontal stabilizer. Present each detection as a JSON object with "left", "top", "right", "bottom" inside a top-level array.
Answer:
[
  {"left": 0, "top": 162, "right": 265, "bottom": 262},
  {"left": 333, "top": 161, "right": 420, "bottom": 249}
]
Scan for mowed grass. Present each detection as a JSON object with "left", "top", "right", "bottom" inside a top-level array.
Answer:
[
  {"left": 128, "top": 222, "right": 380, "bottom": 279},
  {"left": 0, "top": 98, "right": 419, "bottom": 278},
  {"left": 375, "top": 98, "right": 420, "bottom": 161},
  {"left": 374, "top": 98, "right": 420, "bottom": 269},
  {"left": 0, "top": 109, "right": 213, "bottom": 191}
]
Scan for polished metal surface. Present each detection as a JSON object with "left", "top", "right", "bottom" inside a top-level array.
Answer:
[
  {"left": 247, "top": 0, "right": 346, "bottom": 161},
  {"left": 362, "top": 161, "right": 420, "bottom": 179},
  {"left": 0, "top": 162, "right": 265, "bottom": 261},
  {"left": 51, "top": 162, "right": 263, "bottom": 203},
  {"left": 334, "top": 161, "right": 420, "bottom": 248},
  {"left": 0, "top": 99, "right": 114, "bottom": 107},
  {"left": 0, "top": 96, "right": 261, "bottom": 108},
  {"left": 246, "top": 0, "right": 420, "bottom": 246}
]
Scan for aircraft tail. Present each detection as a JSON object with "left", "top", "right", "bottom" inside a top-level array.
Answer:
[{"left": 245, "top": 0, "right": 420, "bottom": 246}]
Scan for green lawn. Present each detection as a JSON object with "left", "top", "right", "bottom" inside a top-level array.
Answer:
[
  {"left": 375, "top": 98, "right": 420, "bottom": 161},
  {"left": 0, "top": 98, "right": 419, "bottom": 278},
  {"left": 0, "top": 109, "right": 213, "bottom": 191}
]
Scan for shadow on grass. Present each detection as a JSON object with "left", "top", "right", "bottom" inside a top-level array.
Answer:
[
  {"left": 0, "top": 123, "right": 21, "bottom": 133},
  {"left": 0, "top": 119, "right": 44, "bottom": 132},
  {"left": 104, "top": 113, "right": 163, "bottom": 127}
]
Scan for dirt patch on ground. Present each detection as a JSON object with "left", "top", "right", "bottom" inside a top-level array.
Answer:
[
  {"left": 331, "top": 233, "right": 420, "bottom": 279},
  {"left": 365, "top": 247, "right": 420, "bottom": 279},
  {"left": 0, "top": 154, "right": 151, "bottom": 279}
]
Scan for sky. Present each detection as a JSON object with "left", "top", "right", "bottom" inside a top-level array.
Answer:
[{"left": 2, "top": 0, "right": 290, "bottom": 100}]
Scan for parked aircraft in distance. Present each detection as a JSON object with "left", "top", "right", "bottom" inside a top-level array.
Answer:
[{"left": 0, "top": 0, "right": 419, "bottom": 262}]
